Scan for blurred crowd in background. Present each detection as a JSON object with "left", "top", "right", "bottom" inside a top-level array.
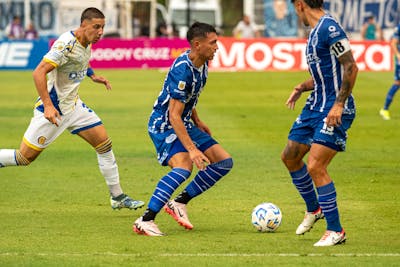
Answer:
[{"left": 0, "top": 0, "right": 398, "bottom": 42}]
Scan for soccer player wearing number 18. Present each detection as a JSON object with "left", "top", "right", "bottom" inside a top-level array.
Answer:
[
  {"left": 0, "top": 7, "right": 144, "bottom": 211},
  {"left": 281, "top": 0, "right": 358, "bottom": 246}
]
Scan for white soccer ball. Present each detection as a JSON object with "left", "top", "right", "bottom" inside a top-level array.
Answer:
[{"left": 251, "top": 202, "right": 282, "bottom": 232}]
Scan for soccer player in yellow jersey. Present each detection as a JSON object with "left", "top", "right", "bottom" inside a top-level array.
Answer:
[{"left": 0, "top": 7, "right": 144, "bottom": 210}]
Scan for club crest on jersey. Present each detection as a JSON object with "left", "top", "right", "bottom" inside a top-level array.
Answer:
[
  {"left": 38, "top": 136, "right": 47, "bottom": 145},
  {"left": 54, "top": 41, "right": 65, "bottom": 51},
  {"left": 178, "top": 81, "right": 186, "bottom": 90}
]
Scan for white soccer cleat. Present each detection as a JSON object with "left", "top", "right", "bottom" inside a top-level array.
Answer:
[
  {"left": 296, "top": 207, "right": 324, "bottom": 235},
  {"left": 379, "top": 109, "right": 391, "bottom": 120},
  {"left": 164, "top": 200, "right": 193, "bottom": 230},
  {"left": 110, "top": 194, "right": 145, "bottom": 210},
  {"left": 133, "top": 217, "right": 165, "bottom": 236},
  {"left": 314, "top": 229, "right": 346, "bottom": 247}
]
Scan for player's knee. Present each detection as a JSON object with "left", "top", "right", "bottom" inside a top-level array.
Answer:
[
  {"left": 16, "top": 150, "right": 31, "bottom": 166},
  {"left": 95, "top": 138, "right": 112, "bottom": 154},
  {"left": 222, "top": 157, "right": 233, "bottom": 170},
  {"left": 168, "top": 155, "right": 194, "bottom": 172},
  {"left": 281, "top": 149, "right": 295, "bottom": 168},
  {"left": 214, "top": 157, "right": 233, "bottom": 174},
  {"left": 307, "top": 162, "right": 326, "bottom": 178},
  {"left": 280, "top": 150, "right": 287, "bottom": 163}
]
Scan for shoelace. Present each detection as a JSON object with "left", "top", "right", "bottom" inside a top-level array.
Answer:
[{"left": 320, "top": 231, "right": 331, "bottom": 241}]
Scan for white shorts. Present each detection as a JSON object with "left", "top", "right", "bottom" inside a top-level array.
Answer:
[{"left": 23, "top": 99, "right": 102, "bottom": 151}]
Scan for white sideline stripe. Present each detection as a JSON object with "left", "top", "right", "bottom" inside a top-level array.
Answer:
[
  {"left": 161, "top": 253, "right": 400, "bottom": 257},
  {"left": 0, "top": 252, "right": 399, "bottom": 257}
]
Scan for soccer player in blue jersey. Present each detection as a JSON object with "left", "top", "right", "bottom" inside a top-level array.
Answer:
[
  {"left": 133, "top": 22, "right": 233, "bottom": 236},
  {"left": 281, "top": 0, "right": 358, "bottom": 246},
  {"left": 380, "top": 24, "right": 400, "bottom": 120},
  {"left": 0, "top": 7, "right": 144, "bottom": 211}
]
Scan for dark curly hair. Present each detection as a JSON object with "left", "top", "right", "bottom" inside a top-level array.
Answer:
[
  {"left": 291, "top": 0, "right": 324, "bottom": 8},
  {"left": 186, "top": 22, "right": 217, "bottom": 43}
]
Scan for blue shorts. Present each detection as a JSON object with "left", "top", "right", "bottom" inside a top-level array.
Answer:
[
  {"left": 288, "top": 108, "right": 355, "bottom": 151},
  {"left": 149, "top": 125, "right": 218, "bottom": 166}
]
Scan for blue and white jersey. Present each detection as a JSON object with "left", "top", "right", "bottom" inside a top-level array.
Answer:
[
  {"left": 148, "top": 50, "right": 208, "bottom": 134},
  {"left": 392, "top": 24, "right": 400, "bottom": 64},
  {"left": 305, "top": 14, "right": 355, "bottom": 114},
  {"left": 35, "top": 31, "right": 91, "bottom": 115}
]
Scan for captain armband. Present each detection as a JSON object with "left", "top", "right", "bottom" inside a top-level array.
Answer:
[
  {"left": 330, "top": 38, "right": 351, "bottom": 58},
  {"left": 86, "top": 67, "right": 95, "bottom": 77}
]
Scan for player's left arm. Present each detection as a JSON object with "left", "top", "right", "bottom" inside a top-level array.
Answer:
[
  {"left": 87, "top": 67, "right": 111, "bottom": 90},
  {"left": 191, "top": 108, "right": 212, "bottom": 135},
  {"left": 170, "top": 100, "right": 210, "bottom": 170},
  {"left": 326, "top": 38, "right": 358, "bottom": 127}
]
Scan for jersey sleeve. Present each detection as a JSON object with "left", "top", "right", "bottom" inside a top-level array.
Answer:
[
  {"left": 325, "top": 20, "right": 351, "bottom": 58},
  {"left": 43, "top": 34, "right": 74, "bottom": 67},
  {"left": 168, "top": 62, "right": 192, "bottom": 103}
]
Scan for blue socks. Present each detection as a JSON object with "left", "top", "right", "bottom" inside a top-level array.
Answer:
[
  {"left": 317, "top": 182, "right": 342, "bottom": 232},
  {"left": 290, "top": 164, "right": 319, "bottom": 212},
  {"left": 291, "top": 165, "right": 342, "bottom": 232},
  {"left": 148, "top": 168, "right": 191, "bottom": 213},
  {"left": 146, "top": 158, "right": 233, "bottom": 216},
  {"left": 384, "top": 84, "right": 399, "bottom": 109},
  {"left": 185, "top": 158, "right": 233, "bottom": 198}
]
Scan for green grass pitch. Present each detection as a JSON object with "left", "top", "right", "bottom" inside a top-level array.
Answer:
[{"left": 0, "top": 70, "right": 399, "bottom": 266}]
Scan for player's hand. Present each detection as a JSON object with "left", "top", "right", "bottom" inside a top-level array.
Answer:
[
  {"left": 44, "top": 105, "right": 61, "bottom": 127},
  {"left": 286, "top": 85, "right": 303, "bottom": 110},
  {"left": 326, "top": 103, "right": 344, "bottom": 127},
  {"left": 189, "top": 148, "right": 210, "bottom": 171},
  {"left": 91, "top": 75, "right": 112, "bottom": 90}
]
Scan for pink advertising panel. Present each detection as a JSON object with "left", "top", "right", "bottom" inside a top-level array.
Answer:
[
  {"left": 88, "top": 37, "right": 392, "bottom": 71},
  {"left": 90, "top": 38, "right": 189, "bottom": 68}
]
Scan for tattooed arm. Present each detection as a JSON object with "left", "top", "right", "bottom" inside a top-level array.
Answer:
[{"left": 326, "top": 50, "right": 358, "bottom": 127}]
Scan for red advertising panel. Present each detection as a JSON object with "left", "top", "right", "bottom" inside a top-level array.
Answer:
[{"left": 211, "top": 38, "right": 392, "bottom": 72}]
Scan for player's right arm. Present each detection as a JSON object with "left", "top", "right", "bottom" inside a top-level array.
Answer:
[
  {"left": 390, "top": 36, "right": 400, "bottom": 59},
  {"left": 286, "top": 78, "right": 314, "bottom": 110},
  {"left": 32, "top": 61, "right": 61, "bottom": 126},
  {"left": 169, "top": 99, "right": 210, "bottom": 170}
]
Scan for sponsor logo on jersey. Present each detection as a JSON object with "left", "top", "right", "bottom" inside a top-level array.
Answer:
[
  {"left": 69, "top": 70, "right": 86, "bottom": 81},
  {"left": 165, "top": 133, "right": 177, "bottom": 144},
  {"left": 328, "top": 25, "right": 341, "bottom": 38}
]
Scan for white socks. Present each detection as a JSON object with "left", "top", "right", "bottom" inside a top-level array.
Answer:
[{"left": 97, "top": 150, "right": 123, "bottom": 197}]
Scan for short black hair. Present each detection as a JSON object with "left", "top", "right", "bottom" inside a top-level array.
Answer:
[
  {"left": 291, "top": 0, "right": 324, "bottom": 8},
  {"left": 80, "top": 7, "right": 105, "bottom": 23},
  {"left": 186, "top": 22, "right": 217, "bottom": 43}
]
